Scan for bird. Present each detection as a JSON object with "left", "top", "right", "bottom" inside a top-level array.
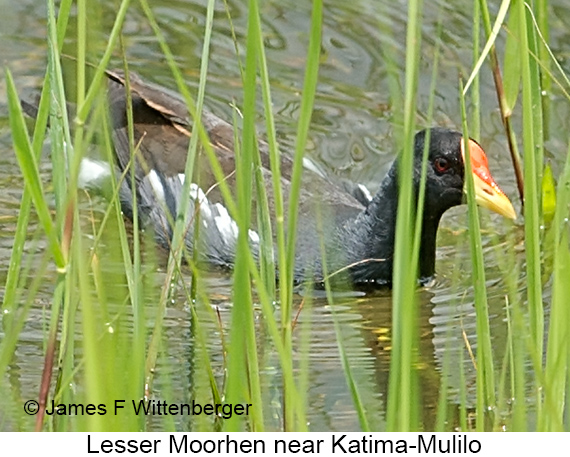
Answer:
[{"left": 29, "top": 69, "right": 517, "bottom": 287}]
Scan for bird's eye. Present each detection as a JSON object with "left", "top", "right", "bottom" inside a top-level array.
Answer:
[{"left": 434, "top": 157, "right": 450, "bottom": 173}]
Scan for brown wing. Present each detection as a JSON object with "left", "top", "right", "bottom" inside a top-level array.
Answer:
[{"left": 106, "top": 69, "right": 365, "bottom": 224}]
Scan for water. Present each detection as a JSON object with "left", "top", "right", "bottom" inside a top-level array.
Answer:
[{"left": 0, "top": 0, "right": 569, "bottom": 431}]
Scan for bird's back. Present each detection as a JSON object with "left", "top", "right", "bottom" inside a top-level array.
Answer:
[{"left": 106, "top": 70, "right": 366, "bottom": 276}]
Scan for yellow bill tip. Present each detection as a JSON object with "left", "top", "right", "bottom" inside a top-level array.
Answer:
[{"left": 461, "top": 139, "right": 517, "bottom": 220}]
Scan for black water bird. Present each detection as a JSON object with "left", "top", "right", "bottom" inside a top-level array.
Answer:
[{"left": 28, "top": 70, "right": 517, "bottom": 287}]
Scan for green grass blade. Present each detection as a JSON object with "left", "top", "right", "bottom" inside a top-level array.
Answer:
[
  {"left": 279, "top": 0, "right": 323, "bottom": 431},
  {"left": 542, "top": 140, "right": 570, "bottom": 431},
  {"left": 284, "top": 0, "right": 323, "bottom": 290},
  {"left": 536, "top": 0, "right": 551, "bottom": 139},
  {"left": 517, "top": 0, "right": 544, "bottom": 404},
  {"left": 463, "top": 0, "right": 511, "bottom": 95},
  {"left": 224, "top": 0, "right": 264, "bottom": 432},
  {"left": 5, "top": 69, "right": 65, "bottom": 269},
  {"left": 386, "top": 0, "right": 423, "bottom": 432},
  {"left": 460, "top": 80, "right": 496, "bottom": 430},
  {"left": 503, "top": 7, "right": 522, "bottom": 115},
  {"left": 471, "top": 0, "right": 481, "bottom": 138},
  {"left": 75, "top": 0, "right": 131, "bottom": 123}
]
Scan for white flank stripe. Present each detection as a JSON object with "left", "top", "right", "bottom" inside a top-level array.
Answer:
[
  {"left": 189, "top": 183, "right": 206, "bottom": 201},
  {"left": 147, "top": 170, "right": 165, "bottom": 204},
  {"left": 189, "top": 184, "right": 212, "bottom": 220},
  {"left": 78, "top": 158, "right": 111, "bottom": 189},
  {"left": 302, "top": 156, "right": 325, "bottom": 177},
  {"left": 185, "top": 182, "right": 258, "bottom": 246},
  {"left": 213, "top": 202, "right": 239, "bottom": 244},
  {"left": 248, "top": 229, "right": 260, "bottom": 244},
  {"left": 358, "top": 183, "right": 373, "bottom": 202}
]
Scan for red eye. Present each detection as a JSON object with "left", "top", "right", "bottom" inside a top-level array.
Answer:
[{"left": 434, "top": 157, "right": 450, "bottom": 173}]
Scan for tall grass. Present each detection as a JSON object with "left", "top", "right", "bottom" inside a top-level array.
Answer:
[
  {"left": 385, "top": 0, "right": 424, "bottom": 432},
  {"left": 3, "top": 0, "right": 570, "bottom": 433},
  {"left": 4, "top": 0, "right": 324, "bottom": 432},
  {"left": 466, "top": 0, "right": 570, "bottom": 432},
  {"left": 460, "top": 81, "right": 497, "bottom": 431}
]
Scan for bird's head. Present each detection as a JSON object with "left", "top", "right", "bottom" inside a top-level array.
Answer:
[{"left": 413, "top": 128, "right": 516, "bottom": 221}]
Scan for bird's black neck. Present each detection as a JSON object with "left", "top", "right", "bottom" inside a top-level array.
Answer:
[{"left": 337, "top": 167, "right": 443, "bottom": 286}]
